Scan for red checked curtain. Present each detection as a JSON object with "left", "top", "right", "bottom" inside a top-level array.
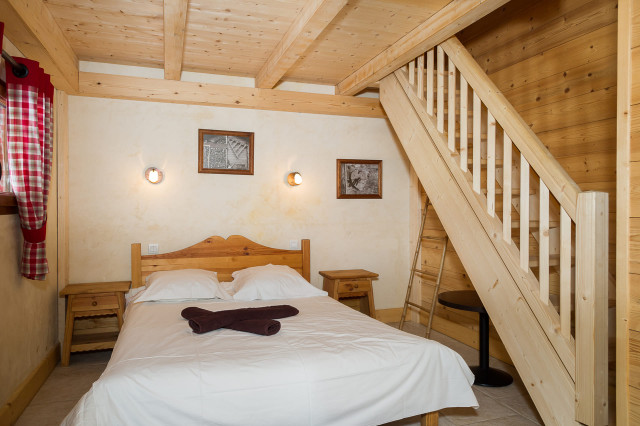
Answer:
[{"left": 2, "top": 24, "right": 54, "bottom": 280}]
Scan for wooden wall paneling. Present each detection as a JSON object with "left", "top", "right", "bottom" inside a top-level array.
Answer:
[
  {"left": 473, "top": 0, "right": 617, "bottom": 76},
  {"left": 502, "top": 55, "right": 617, "bottom": 112},
  {"left": 538, "top": 119, "right": 617, "bottom": 159},
  {"left": 488, "top": 23, "right": 617, "bottom": 94},
  {"left": 517, "top": 86, "right": 617, "bottom": 135}
]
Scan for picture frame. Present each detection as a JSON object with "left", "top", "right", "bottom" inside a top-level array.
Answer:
[
  {"left": 198, "top": 129, "right": 254, "bottom": 175},
  {"left": 336, "top": 159, "right": 382, "bottom": 199}
]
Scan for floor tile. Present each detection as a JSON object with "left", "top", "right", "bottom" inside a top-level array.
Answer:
[
  {"left": 470, "top": 414, "right": 541, "bottom": 425},
  {"left": 15, "top": 399, "right": 79, "bottom": 426},
  {"left": 440, "top": 389, "right": 520, "bottom": 425}
]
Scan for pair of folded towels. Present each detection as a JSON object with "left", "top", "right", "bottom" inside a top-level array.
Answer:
[{"left": 181, "top": 305, "right": 299, "bottom": 336}]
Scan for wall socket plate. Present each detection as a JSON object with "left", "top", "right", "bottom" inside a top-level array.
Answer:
[
  {"left": 148, "top": 243, "right": 159, "bottom": 255},
  {"left": 289, "top": 240, "right": 299, "bottom": 250}
]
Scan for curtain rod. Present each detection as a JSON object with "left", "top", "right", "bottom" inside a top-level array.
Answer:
[{"left": 1, "top": 49, "right": 28, "bottom": 78}]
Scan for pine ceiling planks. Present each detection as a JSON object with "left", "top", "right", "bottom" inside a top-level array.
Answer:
[
  {"left": 285, "top": 0, "right": 449, "bottom": 84},
  {"left": 43, "top": 0, "right": 461, "bottom": 85}
]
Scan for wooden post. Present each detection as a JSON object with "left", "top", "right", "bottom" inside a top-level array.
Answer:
[
  {"left": 426, "top": 49, "right": 434, "bottom": 116},
  {"left": 131, "top": 243, "right": 142, "bottom": 288},
  {"left": 575, "top": 191, "right": 608, "bottom": 425}
]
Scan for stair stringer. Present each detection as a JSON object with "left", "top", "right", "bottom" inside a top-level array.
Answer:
[
  {"left": 380, "top": 72, "right": 577, "bottom": 426},
  {"left": 392, "top": 67, "right": 576, "bottom": 380}
]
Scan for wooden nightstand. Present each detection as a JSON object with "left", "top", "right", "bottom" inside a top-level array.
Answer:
[
  {"left": 59, "top": 281, "right": 130, "bottom": 366},
  {"left": 319, "top": 269, "right": 378, "bottom": 319}
]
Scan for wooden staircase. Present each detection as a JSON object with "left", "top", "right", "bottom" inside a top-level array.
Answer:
[{"left": 380, "top": 36, "right": 608, "bottom": 425}]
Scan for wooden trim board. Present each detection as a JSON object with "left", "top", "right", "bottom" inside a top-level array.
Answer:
[
  {"left": 0, "top": 344, "right": 60, "bottom": 426},
  {"left": 77, "top": 72, "right": 385, "bottom": 118}
]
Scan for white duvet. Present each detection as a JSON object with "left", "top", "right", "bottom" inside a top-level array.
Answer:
[{"left": 62, "top": 296, "right": 477, "bottom": 426}]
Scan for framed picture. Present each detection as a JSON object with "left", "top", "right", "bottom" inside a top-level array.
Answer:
[
  {"left": 198, "top": 129, "right": 254, "bottom": 175},
  {"left": 336, "top": 159, "right": 382, "bottom": 199}
]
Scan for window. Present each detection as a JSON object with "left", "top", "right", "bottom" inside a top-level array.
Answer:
[
  {"left": 0, "top": 82, "right": 8, "bottom": 192},
  {"left": 0, "top": 80, "right": 17, "bottom": 215}
]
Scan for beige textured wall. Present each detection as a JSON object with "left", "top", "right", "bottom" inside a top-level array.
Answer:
[
  {"left": 67, "top": 95, "right": 411, "bottom": 309},
  {"left": 0, "top": 149, "right": 58, "bottom": 406}
]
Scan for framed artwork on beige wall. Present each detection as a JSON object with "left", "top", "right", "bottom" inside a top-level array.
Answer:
[
  {"left": 336, "top": 159, "right": 382, "bottom": 199},
  {"left": 198, "top": 129, "right": 254, "bottom": 175}
]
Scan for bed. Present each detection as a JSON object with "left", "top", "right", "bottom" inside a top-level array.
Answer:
[{"left": 62, "top": 235, "right": 477, "bottom": 426}]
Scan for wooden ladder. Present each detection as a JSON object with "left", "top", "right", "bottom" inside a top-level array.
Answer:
[{"left": 398, "top": 195, "right": 449, "bottom": 338}]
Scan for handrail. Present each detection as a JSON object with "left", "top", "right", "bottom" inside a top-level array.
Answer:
[{"left": 439, "top": 37, "right": 581, "bottom": 221}]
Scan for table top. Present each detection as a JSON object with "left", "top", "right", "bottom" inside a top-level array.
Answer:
[
  {"left": 438, "top": 290, "right": 486, "bottom": 314},
  {"left": 319, "top": 269, "right": 378, "bottom": 280},
  {"left": 59, "top": 281, "right": 131, "bottom": 296}
]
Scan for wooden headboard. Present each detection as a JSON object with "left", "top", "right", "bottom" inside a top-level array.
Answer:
[{"left": 131, "top": 235, "right": 310, "bottom": 288}]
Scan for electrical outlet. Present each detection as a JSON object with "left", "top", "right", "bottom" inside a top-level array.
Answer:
[
  {"left": 289, "top": 240, "right": 299, "bottom": 250},
  {"left": 148, "top": 243, "right": 159, "bottom": 255}
]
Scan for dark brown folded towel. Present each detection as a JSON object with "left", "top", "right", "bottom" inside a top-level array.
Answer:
[
  {"left": 225, "top": 319, "right": 281, "bottom": 336},
  {"left": 181, "top": 305, "right": 298, "bottom": 334}
]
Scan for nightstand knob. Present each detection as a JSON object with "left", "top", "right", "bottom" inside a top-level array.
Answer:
[
  {"left": 354, "top": 284, "right": 359, "bottom": 288},
  {"left": 91, "top": 301, "right": 98, "bottom": 306}
]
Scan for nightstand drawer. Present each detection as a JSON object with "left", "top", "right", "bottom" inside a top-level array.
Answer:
[
  {"left": 71, "top": 293, "right": 119, "bottom": 312},
  {"left": 337, "top": 280, "right": 371, "bottom": 294}
]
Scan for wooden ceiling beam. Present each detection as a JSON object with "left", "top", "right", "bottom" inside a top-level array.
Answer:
[
  {"left": 78, "top": 72, "right": 385, "bottom": 118},
  {"left": 335, "top": 0, "right": 509, "bottom": 96},
  {"left": 163, "top": 0, "right": 189, "bottom": 80},
  {"left": 254, "top": 0, "right": 347, "bottom": 89},
  {"left": 0, "top": 0, "right": 78, "bottom": 92}
]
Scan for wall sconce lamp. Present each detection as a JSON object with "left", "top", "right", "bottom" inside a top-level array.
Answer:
[
  {"left": 287, "top": 172, "right": 302, "bottom": 186},
  {"left": 145, "top": 167, "right": 164, "bottom": 184}
]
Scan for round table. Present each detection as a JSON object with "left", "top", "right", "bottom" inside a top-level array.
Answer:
[{"left": 437, "top": 290, "right": 513, "bottom": 387}]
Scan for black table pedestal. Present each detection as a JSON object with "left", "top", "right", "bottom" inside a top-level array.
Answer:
[
  {"left": 438, "top": 291, "right": 513, "bottom": 388},
  {"left": 472, "top": 311, "right": 513, "bottom": 387}
]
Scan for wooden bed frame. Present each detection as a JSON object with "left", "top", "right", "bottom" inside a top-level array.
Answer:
[
  {"left": 129, "top": 234, "right": 439, "bottom": 425},
  {"left": 131, "top": 235, "right": 311, "bottom": 287}
]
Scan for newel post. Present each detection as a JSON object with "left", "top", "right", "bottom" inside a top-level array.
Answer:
[{"left": 575, "top": 192, "right": 608, "bottom": 425}]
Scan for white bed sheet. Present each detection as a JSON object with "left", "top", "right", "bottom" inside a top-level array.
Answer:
[{"left": 62, "top": 296, "right": 477, "bottom": 426}]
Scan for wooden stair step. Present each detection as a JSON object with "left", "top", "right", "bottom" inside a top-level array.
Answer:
[
  {"left": 467, "top": 157, "right": 504, "bottom": 167},
  {"left": 482, "top": 187, "right": 536, "bottom": 196},
  {"left": 529, "top": 254, "right": 574, "bottom": 268},
  {"left": 511, "top": 219, "right": 560, "bottom": 230}
]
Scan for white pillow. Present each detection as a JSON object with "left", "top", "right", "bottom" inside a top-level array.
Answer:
[
  {"left": 134, "top": 269, "right": 232, "bottom": 303},
  {"left": 232, "top": 264, "right": 327, "bottom": 301}
]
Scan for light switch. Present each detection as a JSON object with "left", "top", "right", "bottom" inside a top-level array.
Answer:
[
  {"left": 148, "top": 243, "right": 159, "bottom": 255},
  {"left": 289, "top": 240, "right": 299, "bottom": 250}
]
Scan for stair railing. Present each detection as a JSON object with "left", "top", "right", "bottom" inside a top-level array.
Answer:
[{"left": 399, "top": 36, "right": 608, "bottom": 425}]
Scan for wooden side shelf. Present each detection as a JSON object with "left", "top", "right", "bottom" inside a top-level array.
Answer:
[
  {"left": 59, "top": 281, "right": 130, "bottom": 366},
  {"left": 320, "top": 269, "right": 378, "bottom": 318}
]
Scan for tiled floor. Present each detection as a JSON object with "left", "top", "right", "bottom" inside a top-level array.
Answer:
[{"left": 17, "top": 322, "right": 542, "bottom": 426}]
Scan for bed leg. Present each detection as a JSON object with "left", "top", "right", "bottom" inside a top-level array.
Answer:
[{"left": 420, "top": 411, "right": 438, "bottom": 426}]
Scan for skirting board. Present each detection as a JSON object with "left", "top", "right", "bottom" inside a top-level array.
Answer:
[
  {"left": 0, "top": 343, "right": 60, "bottom": 426},
  {"left": 376, "top": 308, "right": 403, "bottom": 324}
]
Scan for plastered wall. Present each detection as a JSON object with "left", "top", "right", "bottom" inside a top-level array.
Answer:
[{"left": 67, "top": 95, "right": 412, "bottom": 309}]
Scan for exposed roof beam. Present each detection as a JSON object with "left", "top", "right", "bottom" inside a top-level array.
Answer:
[
  {"left": 78, "top": 72, "right": 385, "bottom": 118},
  {"left": 255, "top": 0, "right": 347, "bottom": 89},
  {"left": 0, "top": 0, "right": 78, "bottom": 92},
  {"left": 336, "top": 0, "right": 509, "bottom": 96},
  {"left": 163, "top": 0, "right": 189, "bottom": 80}
]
